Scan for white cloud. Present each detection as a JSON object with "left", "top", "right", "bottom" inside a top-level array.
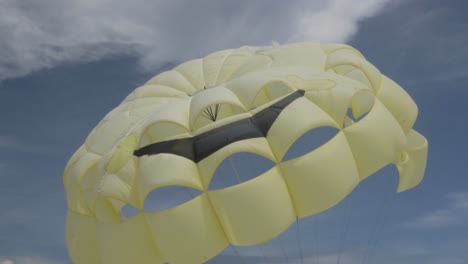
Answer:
[
  {"left": 0, "top": 0, "right": 390, "bottom": 80},
  {"left": 402, "top": 192, "right": 468, "bottom": 229},
  {"left": 302, "top": 252, "right": 359, "bottom": 264},
  {"left": 0, "top": 134, "right": 59, "bottom": 157},
  {"left": 0, "top": 256, "right": 65, "bottom": 264},
  {"left": 2, "top": 207, "right": 37, "bottom": 225},
  {"left": 0, "top": 135, "right": 22, "bottom": 150},
  {"left": 388, "top": 3, "right": 468, "bottom": 85},
  {"left": 214, "top": 251, "right": 360, "bottom": 264},
  {"left": 292, "top": 0, "right": 390, "bottom": 43}
]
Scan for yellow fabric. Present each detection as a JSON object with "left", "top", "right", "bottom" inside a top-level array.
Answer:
[
  {"left": 123, "top": 84, "right": 188, "bottom": 102},
  {"left": 225, "top": 71, "right": 294, "bottom": 107},
  {"left": 96, "top": 213, "right": 164, "bottom": 264},
  {"left": 84, "top": 112, "right": 141, "bottom": 155},
  {"left": 146, "top": 194, "right": 228, "bottom": 263},
  {"left": 206, "top": 48, "right": 252, "bottom": 86},
  {"left": 100, "top": 159, "right": 139, "bottom": 209},
  {"left": 326, "top": 50, "right": 382, "bottom": 92},
  {"left": 66, "top": 211, "right": 100, "bottom": 263},
  {"left": 146, "top": 70, "right": 197, "bottom": 94},
  {"left": 396, "top": 130, "right": 428, "bottom": 192},
  {"left": 229, "top": 53, "right": 272, "bottom": 79},
  {"left": 343, "top": 99, "right": 407, "bottom": 178},
  {"left": 94, "top": 197, "right": 121, "bottom": 223},
  {"left": 287, "top": 75, "right": 336, "bottom": 91},
  {"left": 81, "top": 162, "right": 100, "bottom": 211},
  {"left": 281, "top": 132, "right": 360, "bottom": 217},
  {"left": 173, "top": 59, "right": 206, "bottom": 89},
  {"left": 65, "top": 152, "right": 101, "bottom": 214},
  {"left": 138, "top": 154, "right": 203, "bottom": 207},
  {"left": 267, "top": 97, "right": 339, "bottom": 161},
  {"left": 377, "top": 75, "right": 418, "bottom": 133},
  {"left": 189, "top": 86, "right": 246, "bottom": 129},
  {"left": 139, "top": 98, "right": 191, "bottom": 144},
  {"left": 197, "top": 137, "right": 276, "bottom": 189},
  {"left": 64, "top": 42, "right": 428, "bottom": 263},
  {"left": 106, "top": 134, "right": 138, "bottom": 174},
  {"left": 303, "top": 75, "right": 372, "bottom": 126},
  {"left": 208, "top": 166, "right": 296, "bottom": 245},
  {"left": 64, "top": 145, "right": 86, "bottom": 179},
  {"left": 260, "top": 42, "right": 326, "bottom": 70}
]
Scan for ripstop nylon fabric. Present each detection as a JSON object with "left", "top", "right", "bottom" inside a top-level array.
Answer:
[{"left": 63, "top": 42, "right": 428, "bottom": 264}]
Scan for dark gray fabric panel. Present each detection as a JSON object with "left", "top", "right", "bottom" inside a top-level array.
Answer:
[{"left": 134, "top": 89, "right": 305, "bottom": 162}]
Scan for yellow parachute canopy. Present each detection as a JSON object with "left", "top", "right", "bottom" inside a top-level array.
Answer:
[{"left": 63, "top": 42, "right": 428, "bottom": 264}]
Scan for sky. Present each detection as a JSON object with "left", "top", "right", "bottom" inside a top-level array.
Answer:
[{"left": 0, "top": 0, "right": 467, "bottom": 263}]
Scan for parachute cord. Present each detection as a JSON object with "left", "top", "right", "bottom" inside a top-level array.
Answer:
[
  {"left": 364, "top": 189, "right": 396, "bottom": 264},
  {"left": 228, "top": 157, "right": 267, "bottom": 263},
  {"left": 295, "top": 218, "right": 304, "bottom": 264},
  {"left": 214, "top": 104, "right": 220, "bottom": 121},
  {"left": 278, "top": 234, "right": 290, "bottom": 263},
  {"left": 201, "top": 104, "right": 221, "bottom": 122},
  {"left": 336, "top": 196, "right": 352, "bottom": 264},
  {"left": 259, "top": 244, "right": 268, "bottom": 264},
  {"left": 315, "top": 217, "right": 320, "bottom": 264},
  {"left": 185, "top": 188, "right": 195, "bottom": 199},
  {"left": 361, "top": 176, "right": 394, "bottom": 264},
  {"left": 226, "top": 158, "right": 249, "bottom": 264},
  {"left": 310, "top": 217, "right": 316, "bottom": 264},
  {"left": 230, "top": 245, "right": 247, "bottom": 264},
  {"left": 310, "top": 216, "right": 316, "bottom": 264},
  {"left": 228, "top": 157, "right": 242, "bottom": 183}
]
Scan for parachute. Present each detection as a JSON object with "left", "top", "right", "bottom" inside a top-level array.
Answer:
[{"left": 63, "top": 42, "right": 428, "bottom": 264}]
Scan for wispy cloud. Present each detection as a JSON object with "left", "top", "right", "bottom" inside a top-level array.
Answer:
[
  {"left": 0, "top": 0, "right": 390, "bottom": 81},
  {"left": 0, "top": 134, "right": 59, "bottom": 157},
  {"left": 391, "top": 2, "right": 468, "bottom": 85},
  {"left": 0, "top": 256, "right": 66, "bottom": 264},
  {"left": 402, "top": 192, "right": 468, "bottom": 229},
  {"left": 1, "top": 206, "right": 38, "bottom": 226},
  {"left": 395, "top": 243, "right": 429, "bottom": 257},
  {"left": 292, "top": 0, "right": 390, "bottom": 43},
  {"left": 301, "top": 252, "right": 359, "bottom": 264},
  {"left": 214, "top": 239, "right": 468, "bottom": 264},
  {"left": 0, "top": 135, "right": 22, "bottom": 150},
  {"left": 211, "top": 252, "right": 359, "bottom": 264}
]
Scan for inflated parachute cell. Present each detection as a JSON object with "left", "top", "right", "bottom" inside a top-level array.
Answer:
[{"left": 64, "top": 42, "right": 428, "bottom": 264}]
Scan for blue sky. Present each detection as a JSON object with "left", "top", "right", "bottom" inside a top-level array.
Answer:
[{"left": 0, "top": 0, "right": 467, "bottom": 263}]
